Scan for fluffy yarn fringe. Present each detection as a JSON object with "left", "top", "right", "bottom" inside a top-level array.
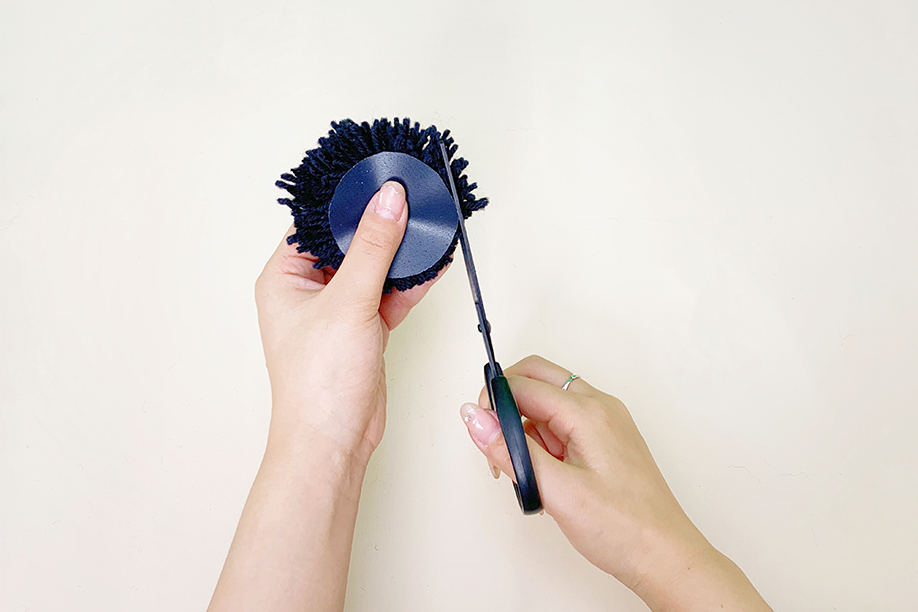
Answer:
[{"left": 275, "top": 117, "right": 488, "bottom": 292}]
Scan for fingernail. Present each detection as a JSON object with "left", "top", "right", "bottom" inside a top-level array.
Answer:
[
  {"left": 374, "top": 181, "right": 406, "bottom": 221},
  {"left": 460, "top": 403, "right": 501, "bottom": 447},
  {"left": 489, "top": 461, "right": 501, "bottom": 479}
]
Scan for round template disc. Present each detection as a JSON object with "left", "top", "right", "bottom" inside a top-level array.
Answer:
[{"left": 328, "top": 152, "right": 460, "bottom": 280}]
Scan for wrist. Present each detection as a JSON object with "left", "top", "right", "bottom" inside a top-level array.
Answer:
[
  {"left": 265, "top": 416, "right": 371, "bottom": 496},
  {"left": 633, "top": 526, "right": 770, "bottom": 612},
  {"left": 629, "top": 521, "right": 717, "bottom": 611},
  {"left": 267, "top": 395, "right": 378, "bottom": 464}
]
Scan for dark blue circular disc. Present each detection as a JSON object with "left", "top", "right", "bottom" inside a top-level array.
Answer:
[{"left": 328, "top": 152, "right": 459, "bottom": 280}]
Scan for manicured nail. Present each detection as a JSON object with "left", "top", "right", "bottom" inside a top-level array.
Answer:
[
  {"left": 374, "top": 181, "right": 406, "bottom": 221},
  {"left": 460, "top": 403, "right": 501, "bottom": 448}
]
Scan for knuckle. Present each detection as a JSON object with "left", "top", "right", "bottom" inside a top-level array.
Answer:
[
  {"left": 603, "top": 392, "right": 626, "bottom": 412},
  {"left": 580, "top": 397, "right": 611, "bottom": 423},
  {"left": 520, "top": 354, "right": 543, "bottom": 367},
  {"left": 354, "top": 223, "right": 394, "bottom": 253},
  {"left": 507, "top": 354, "right": 542, "bottom": 375}
]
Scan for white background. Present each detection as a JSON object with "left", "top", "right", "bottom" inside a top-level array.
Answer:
[{"left": 2, "top": 1, "right": 916, "bottom": 610}]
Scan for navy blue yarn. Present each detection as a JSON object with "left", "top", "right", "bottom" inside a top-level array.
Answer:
[{"left": 275, "top": 118, "right": 488, "bottom": 292}]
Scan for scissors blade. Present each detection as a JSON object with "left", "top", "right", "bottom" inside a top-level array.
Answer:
[{"left": 438, "top": 141, "right": 498, "bottom": 371}]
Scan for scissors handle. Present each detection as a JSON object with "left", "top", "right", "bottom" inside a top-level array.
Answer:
[{"left": 485, "top": 362, "right": 543, "bottom": 514}]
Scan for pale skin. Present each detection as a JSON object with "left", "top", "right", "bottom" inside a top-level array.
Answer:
[{"left": 207, "top": 181, "right": 773, "bottom": 612}]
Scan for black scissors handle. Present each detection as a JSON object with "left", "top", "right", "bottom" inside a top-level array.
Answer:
[{"left": 485, "top": 362, "right": 543, "bottom": 514}]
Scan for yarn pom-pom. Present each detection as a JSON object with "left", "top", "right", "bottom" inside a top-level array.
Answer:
[{"left": 275, "top": 118, "right": 488, "bottom": 292}]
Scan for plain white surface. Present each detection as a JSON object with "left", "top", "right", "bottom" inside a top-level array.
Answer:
[{"left": 2, "top": 1, "right": 917, "bottom": 610}]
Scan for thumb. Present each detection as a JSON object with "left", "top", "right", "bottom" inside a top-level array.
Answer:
[{"left": 330, "top": 181, "right": 408, "bottom": 310}]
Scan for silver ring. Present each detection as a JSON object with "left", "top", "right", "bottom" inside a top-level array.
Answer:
[{"left": 561, "top": 374, "right": 580, "bottom": 391}]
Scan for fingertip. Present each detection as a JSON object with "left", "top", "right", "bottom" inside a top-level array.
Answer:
[{"left": 489, "top": 459, "right": 501, "bottom": 479}]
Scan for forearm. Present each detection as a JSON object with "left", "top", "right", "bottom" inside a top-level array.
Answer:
[
  {"left": 634, "top": 529, "right": 773, "bottom": 612},
  {"left": 208, "top": 423, "right": 368, "bottom": 612}
]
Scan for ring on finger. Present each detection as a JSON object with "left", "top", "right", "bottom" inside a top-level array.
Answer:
[{"left": 561, "top": 374, "right": 580, "bottom": 391}]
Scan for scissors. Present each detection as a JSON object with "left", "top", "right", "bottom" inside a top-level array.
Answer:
[{"left": 439, "top": 141, "right": 542, "bottom": 515}]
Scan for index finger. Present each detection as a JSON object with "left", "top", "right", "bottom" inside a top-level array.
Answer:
[
  {"left": 261, "top": 224, "right": 328, "bottom": 289},
  {"left": 477, "top": 374, "right": 582, "bottom": 445},
  {"left": 502, "top": 355, "right": 597, "bottom": 396}
]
